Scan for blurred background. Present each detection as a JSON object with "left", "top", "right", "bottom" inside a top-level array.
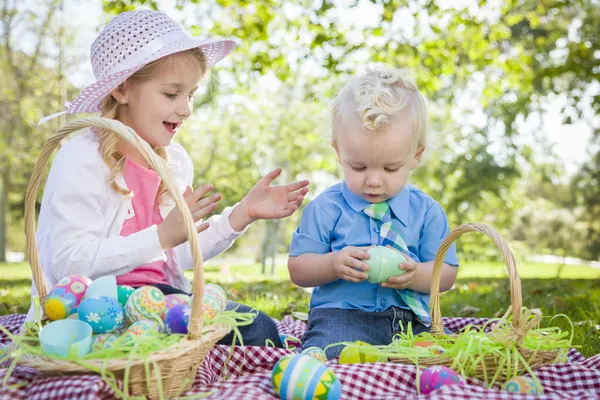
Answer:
[
  {"left": 1, "top": 0, "right": 599, "bottom": 267},
  {"left": 0, "top": 0, "right": 599, "bottom": 353}
]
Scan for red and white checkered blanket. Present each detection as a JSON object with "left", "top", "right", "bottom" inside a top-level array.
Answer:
[{"left": 1, "top": 313, "right": 599, "bottom": 399}]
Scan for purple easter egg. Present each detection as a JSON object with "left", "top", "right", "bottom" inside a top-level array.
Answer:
[
  {"left": 164, "top": 304, "right": 190, "bottom": 334},
  {"left": 160, "top": 294, "right": 191, "bottom": 320},
  {"left": 419, "top": 366, "right": 465, "bottom": 395}
]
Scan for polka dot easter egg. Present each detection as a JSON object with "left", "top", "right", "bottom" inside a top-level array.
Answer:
[
  {"left": 125, "top": 286, "right": 165, "bottom": 324},
  {"left": 91, "top": 333, "right": 120, "bottom": 352},
  {"left": 301, "top": 347, "right": 328, "bottom": 363},
  {"left": 504, "top": 376, "right": 539, "bottom": 394},
  {"left": 78, "top": 296, "right": 124, "bottom": 333},
  {"left": 419, "top": 366, "right": 465, "bottom": 395},
  {"left": 272, "top": 354, "right": 342, "bottom": 400},
  {"left": 164, "top": 304, "right": 190, "bottom": 334},
  {"left": 117, "top": 285, "right": 135, "bottom": 308},
  {"left": 45, "top": 275, "right": 92, "bottom": 320},
  {"left": 161, "top": 294, "right": 190, "bottom": 320}
]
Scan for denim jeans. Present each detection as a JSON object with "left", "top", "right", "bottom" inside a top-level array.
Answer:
[
  {"left": 149, "top": 283, "right": 283, "bottom": 347},
  {"left": 302, "top": 307, "right": 451, "bottom": 359}
]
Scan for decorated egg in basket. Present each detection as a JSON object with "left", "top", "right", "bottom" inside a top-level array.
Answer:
[
  {"left": 125, "top": 286, "right": 165, "bottom": 324},
  {"left": 45, "top": 275, "right": 92, "bottom": 320},
  {"left": 117, "top": 285, "right": 136, "bottom": 308},
  {"left": 164, "top": 304, "right": 190, "bottom": 334},
  {"left": 78, "top": 296, "right": 124, "bottom": 333},
  {"left": 272, "top": 354, "right": 342, "bottom": 400},
  {"left": 91, "top": 333, "right": 120, "bottom": 352},
  {"left": 161, "top": 293, "right": 191, "bottom": 320}
]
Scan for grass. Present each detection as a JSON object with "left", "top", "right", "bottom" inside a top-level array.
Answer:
[{"left": 1, "top": 261, "right": 599, "bottom": 357}]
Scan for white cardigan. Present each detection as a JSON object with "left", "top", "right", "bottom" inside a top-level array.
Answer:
[{"left": 26, "top": 129, "right": 245, "bottom": 322}]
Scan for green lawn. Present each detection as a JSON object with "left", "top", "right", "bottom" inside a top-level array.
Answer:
[{"left": 1, "top": 261, "right": 599, "bottom": 357}]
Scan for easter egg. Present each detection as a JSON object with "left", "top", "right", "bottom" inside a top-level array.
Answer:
[
  {"left": 125, "top": 286, "right": 165, "bottom": 324},
  {"left": 78, "top": 296, "right": 124, "bottom": 333},
  {"left": 188, "top": 290, "right": 227, "bottom": 320},
  {"left": 161, "top": 294, "right": 191, "bottom": 320},
  {"left": 91, "top": 333, "right": 120, "bottom": 351},
  {"left": 204, "top": 283, "right": 227, "bottom": 306},
  {"left": 339, "top": 341, "right": 380, "bottom": 364},
  {"left": 301, "top": 347, "right": 328, "bottom": 363},
  {"left": 123, "top": 320, "right": 163, "bottom": 344},
  {"left": 164, "top": 304, "right": 190, "bottom": 334},
  {"left": 45, "top": 275, "right": 92, "bottom": 320},
  {"left": 414, "top": 341, "right": 445, "bottom": 355},
  {"left": 503, "top": 376, "right": 539, "bottom": 394},
  {"left": 419, "top": 366, "right": 465, "bottom": 395},
  {"left": 272, "top": 354, "right": 342, "bottom": 400},
  {"left": 117, "top": 285, "right": 136, "bottom": 307},
  {"left": 86, "top": 275, "right": 118, "bottom": 301}
]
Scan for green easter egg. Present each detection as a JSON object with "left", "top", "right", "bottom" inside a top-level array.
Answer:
[{"left": 366, "top": 246, "right": 407, "bottom": 283}]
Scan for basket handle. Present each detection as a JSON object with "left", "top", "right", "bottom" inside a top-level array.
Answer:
[
  {"left": 25, "top": 117, "right": 207, "bottom": 339},
  {"left": 429, "top": 223, "right": 523, "bottom": 336}
]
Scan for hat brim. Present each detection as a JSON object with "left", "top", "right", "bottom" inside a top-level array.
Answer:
[{"left": 67, "top": 38, "right": 237, "bottom": 114}]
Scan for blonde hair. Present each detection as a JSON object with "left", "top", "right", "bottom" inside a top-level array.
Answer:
[
  {"left": 97, "top": 48, "right": 207, "bottom": 202},
  {"left": 332, "top": 66, "right": 429, "bottom": 157}
]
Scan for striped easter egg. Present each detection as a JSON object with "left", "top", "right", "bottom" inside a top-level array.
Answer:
[{"left": 272, "top": 354, "right": 342, "bottom": 400}]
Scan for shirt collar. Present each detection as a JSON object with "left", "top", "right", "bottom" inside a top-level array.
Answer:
[{"left": 341, "top": 181, "right": 410, "bottom": 226}]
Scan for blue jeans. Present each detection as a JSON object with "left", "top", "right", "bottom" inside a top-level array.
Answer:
[
  {"left": 302, "top": 307, "right": 451, "bottom": 359},
  {"left": 150, "top": 283, "right": 283, "bottom": 348}
]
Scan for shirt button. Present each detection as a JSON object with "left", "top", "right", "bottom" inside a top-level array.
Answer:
[
  {"left": 374, "top": 225, "right": 380, "bottom": 233},
  {"left": 380, "top": 299, "right": 386, "bottom": 307}
]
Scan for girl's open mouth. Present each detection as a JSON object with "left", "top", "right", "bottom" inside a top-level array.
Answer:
[{"left": 163, "top": 122, "right": 179, "bottom": 133}]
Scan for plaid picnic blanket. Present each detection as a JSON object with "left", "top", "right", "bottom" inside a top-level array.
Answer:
[{"left": 1, "top": 313, "right": 599, "bottom": 399}]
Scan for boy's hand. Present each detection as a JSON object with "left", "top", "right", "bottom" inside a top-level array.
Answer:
[
  {"left": 158, "top": 184, "right": 219, "bottom": 249},
  {"left": 333, "top": 246, "right": 371, "bottom": 282},
  {"left": 381, "top": 251, "right": 418, "bottom": 289},
  {"left": 230, "top": 168, "right": 309, "bottom": 231}
]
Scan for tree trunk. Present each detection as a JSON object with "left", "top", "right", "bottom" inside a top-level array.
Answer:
[
  {"left": 260, "top": 221, "right": 273, "bottom": 274},
  {"left": 0, "top": 173, "right": 7, "bottom": 262}
]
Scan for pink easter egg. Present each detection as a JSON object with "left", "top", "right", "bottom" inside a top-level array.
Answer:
[
  {"left": 419, "top": 366, "right": 465, "bottom": 395},
  {"left": 160, "top": 294, "right": 191, "bottom": 320},
  {"left": 54, "top": 275, "right": 92, "bottom": 308}
]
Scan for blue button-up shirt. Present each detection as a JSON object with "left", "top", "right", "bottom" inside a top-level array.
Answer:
[{"left": 289, "top": 182, "right": 459, "bottom": 312}]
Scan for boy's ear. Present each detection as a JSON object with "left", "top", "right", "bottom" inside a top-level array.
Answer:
[
  {"left": 411, "top": 146, "right": 425, "bottom": 169},
  {"left": 331, "top": 139, "right": 342, "bottom": 165}
]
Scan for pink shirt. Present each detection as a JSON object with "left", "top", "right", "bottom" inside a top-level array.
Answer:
[{"left": 116, "top": 158, "right": 169, "bottom": 286}]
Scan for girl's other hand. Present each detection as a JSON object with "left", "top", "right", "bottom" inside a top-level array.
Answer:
[{"left": 157, "top": 184, "right": 220, "bottom": 249}]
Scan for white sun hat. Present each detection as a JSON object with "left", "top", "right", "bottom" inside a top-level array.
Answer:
[{"left": 39, "top": 10, "right": 237, "bottom": 125}]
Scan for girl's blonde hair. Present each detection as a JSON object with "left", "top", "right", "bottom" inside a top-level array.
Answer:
[
  {"left": 97, "top": 48, "right": 207, "bottom": 201},
  {"left": 332, "top": 66, "right": 429, "bottom": 157}
]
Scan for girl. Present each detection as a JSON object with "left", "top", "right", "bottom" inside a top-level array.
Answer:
[{"left": 27, "top": 10, "right": 309, "bottom": 347}]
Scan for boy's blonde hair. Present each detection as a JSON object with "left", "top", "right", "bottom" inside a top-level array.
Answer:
[
  {"left": 97, "top": 48, "right": 207, "bottom": 201},
  {"left": 332, "top": 66, "right": 429, "bottom": 157}
]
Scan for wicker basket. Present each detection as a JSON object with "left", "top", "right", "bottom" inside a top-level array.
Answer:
[
  {"left": 388, "top": 223, "right": 563, "bottom": 381},
  {"left": 16, "top": 117, "right": 231, "bottom": 398}
]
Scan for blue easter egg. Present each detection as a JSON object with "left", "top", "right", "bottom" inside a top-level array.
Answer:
[
  {"left": 272, "top": 354, "right": 342, "bottom": 400},
  {"left": 78, "top": 296, "right": 124, "bottom": 333},
  {"left": 164, "top": 304, "right": 190, "bottom": 334}
]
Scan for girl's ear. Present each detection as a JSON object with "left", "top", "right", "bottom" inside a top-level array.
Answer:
[{"left": 110, "top": 83, "right": 127, "bottom": 103}]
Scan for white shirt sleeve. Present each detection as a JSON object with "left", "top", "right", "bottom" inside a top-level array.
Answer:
[{"left": 37, "top": 134, "right": 166, "bottom": 282}]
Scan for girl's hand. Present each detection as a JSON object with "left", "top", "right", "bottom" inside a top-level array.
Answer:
[
  {"left": 333, "top": 246, "right": 371, "bottom": 282},
  {"left": 229, "top": 168, "right": 309, "bottom": 231},
  {"left": 381, "top": 252, "right": 418, "bottom": 289},
  {"left": 157, "top": 184, "right": 220, "bottom": 249}
]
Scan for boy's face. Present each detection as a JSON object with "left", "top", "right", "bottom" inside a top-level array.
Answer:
[{"left": 332, "top": 113, "right": 423, "bottom": 204}]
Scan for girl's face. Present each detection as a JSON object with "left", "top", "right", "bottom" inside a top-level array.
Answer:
[
  {"left": 113, "top": 53, "right": 203, "bottom": 151},
  {"left": 333, "top": 112, "right": 423, "bottom": 204}
]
